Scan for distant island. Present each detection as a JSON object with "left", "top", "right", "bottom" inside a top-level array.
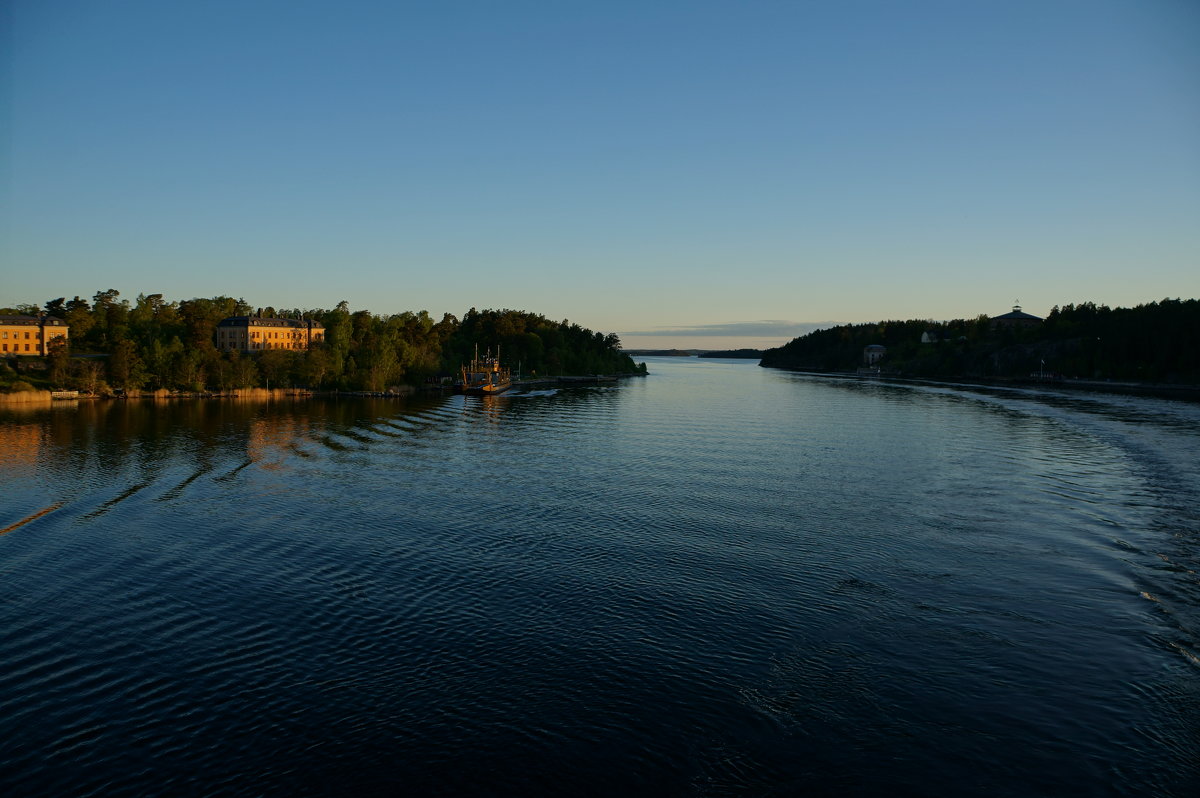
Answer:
[
  {"left": 1, "top": 292, "right": 647, "bottom": 396},
  {"left": 623, "top": 349, "right": 705, "bottom": 357},
  {"left": 698, "top": 349, "right": 763, "bottom": 359},
  {"left": 624, "top": 348, "right": 763, "bottom": 358},
  {"left": 759, "top": 299, "right": 1200, "bottom": 392}
]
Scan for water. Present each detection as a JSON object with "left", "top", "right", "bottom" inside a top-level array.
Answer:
[{"left": 2, "top": 357, "right": 1198, "bottom": 796}]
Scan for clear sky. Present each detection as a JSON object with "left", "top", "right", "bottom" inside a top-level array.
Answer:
[{"left": 3, "top": 0, "right": 1198, "bottom": 349}]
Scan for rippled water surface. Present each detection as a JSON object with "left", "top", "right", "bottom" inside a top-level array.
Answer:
[{"left": 2, "top": 358, "right": 1199, "bottom": 796}]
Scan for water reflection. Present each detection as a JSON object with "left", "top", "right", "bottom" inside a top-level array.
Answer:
[
  {"left": 0, "top": 420, "right": 44, "bottom": 468},
  {"left": 1, "top": 395, "right": 446, "bottom": 471},
  {"left": 2, "top": 366, "right": 1198, "bottom": 797}
]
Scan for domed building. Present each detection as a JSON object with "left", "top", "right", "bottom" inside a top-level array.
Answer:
[{"left": 990, "top": 304, "right": 1042, "bottom": 330}]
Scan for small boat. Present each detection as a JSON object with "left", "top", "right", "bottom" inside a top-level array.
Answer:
[{"left": 456, "top": 346, "right": 513, "bottom": 395}]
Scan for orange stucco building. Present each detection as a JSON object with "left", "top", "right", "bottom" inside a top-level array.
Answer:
[
  {"left": 215, "top": 316, "right": 325, "bottom": 352},
  {"left": 0, "top": 315, "right": 69, "bottom": 356}
]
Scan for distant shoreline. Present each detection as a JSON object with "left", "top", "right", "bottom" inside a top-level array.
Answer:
[{"left": 624, "top": 349, "right": 762, "bottom": 358}]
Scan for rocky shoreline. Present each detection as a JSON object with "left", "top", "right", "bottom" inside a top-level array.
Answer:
[{"left": 0, "top": 372, "right": 648, "bottom": 405}]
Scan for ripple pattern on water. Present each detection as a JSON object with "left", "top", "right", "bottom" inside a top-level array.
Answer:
[{"left": 1, "top": 368, "right": 1198, "bottom": 796}]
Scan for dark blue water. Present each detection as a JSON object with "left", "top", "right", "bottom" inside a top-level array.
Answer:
[{"left": 2, "top": 358, "right": 1198, "bottom": 796}]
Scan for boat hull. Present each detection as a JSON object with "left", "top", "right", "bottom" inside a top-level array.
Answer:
[{"left": 459, "top": 382, "right": 513, "bottom": 396}]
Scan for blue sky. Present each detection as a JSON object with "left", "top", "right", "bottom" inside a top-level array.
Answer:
[{"left": 3, "top": 0, "right": 1198, "bottom": 349}]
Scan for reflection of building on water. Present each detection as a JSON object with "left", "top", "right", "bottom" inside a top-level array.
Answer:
[
  {"left": 247, "top": 414, "right": 318, "bottom": 470},
  {"left": 0, "top": 422, "right": 44, "bottom": 469}
]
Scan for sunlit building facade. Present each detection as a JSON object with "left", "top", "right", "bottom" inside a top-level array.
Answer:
[
  {"left": 215, "top": 316, "right": 325, "bottom": 352},
  {"left": 0, "top": 315, "right": 69, "bottom": 356}
]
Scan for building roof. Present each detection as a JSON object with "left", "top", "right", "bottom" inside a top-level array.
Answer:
[
  {"left": 216, "top": 316, "right": 324, "bottom": 329},
  {"left": 0, "top": 314, "right": 68, "bottom": 326},
  {"left": 991, "top": 305, "right": 1042, "bottom": 322},
  {"left": 864, "top": 344, "right": 887, "bottom": 351}
]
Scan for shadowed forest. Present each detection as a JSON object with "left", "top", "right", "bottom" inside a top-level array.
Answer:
[{"left": 760, "top": 299, "right": 1200, "bottom": 384}]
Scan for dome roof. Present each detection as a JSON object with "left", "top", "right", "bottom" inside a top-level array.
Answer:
[{"left": 991, "top": 304, "right": 1042, "bottom": 322}]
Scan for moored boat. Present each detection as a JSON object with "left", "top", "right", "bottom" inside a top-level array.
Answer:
[{"left": 456, "top": 346, "right": 512, "bottom": 395}]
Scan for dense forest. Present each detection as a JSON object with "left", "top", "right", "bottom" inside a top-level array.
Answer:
[
  {"left": 1, "top": 291, "right": 644, "bottom": 394},
  {"left": 759, "top": 299, "right": 1200, "bottom": 384}
]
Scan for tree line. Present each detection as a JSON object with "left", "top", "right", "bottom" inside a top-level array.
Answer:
[
  {"left": 2, "top": 291, "right": 645, "bottom": 393},
  {"left": 759, "top": 298, "right": 1200, "bottom": 384}
]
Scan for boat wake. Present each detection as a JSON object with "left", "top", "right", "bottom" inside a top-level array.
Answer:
[{"left": 508, "top": 389, "right": 558, "bottom": 398}]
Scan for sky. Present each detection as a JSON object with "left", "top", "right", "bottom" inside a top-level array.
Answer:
[{"left": 3, "top": 0, "right": 1198, "bottom": 350}]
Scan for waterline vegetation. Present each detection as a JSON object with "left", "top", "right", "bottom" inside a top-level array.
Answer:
[
  {"left": 1, "top": 292, "right": 645, "bottom": 395},
  {"left": 761, "top": 299, "right": 1199, "bottom": 385}
]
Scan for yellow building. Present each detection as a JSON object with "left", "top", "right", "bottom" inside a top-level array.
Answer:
[
  {"left": 215, "top": 316, "right": 325, "bottom": 352},
  {"left": 0, "top": 314, "right": 69, "bottom": 356}
]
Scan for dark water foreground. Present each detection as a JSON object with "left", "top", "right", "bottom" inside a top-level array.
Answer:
[{"left": 2, "top": 358, "right": 1198, "bottom": 796}]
